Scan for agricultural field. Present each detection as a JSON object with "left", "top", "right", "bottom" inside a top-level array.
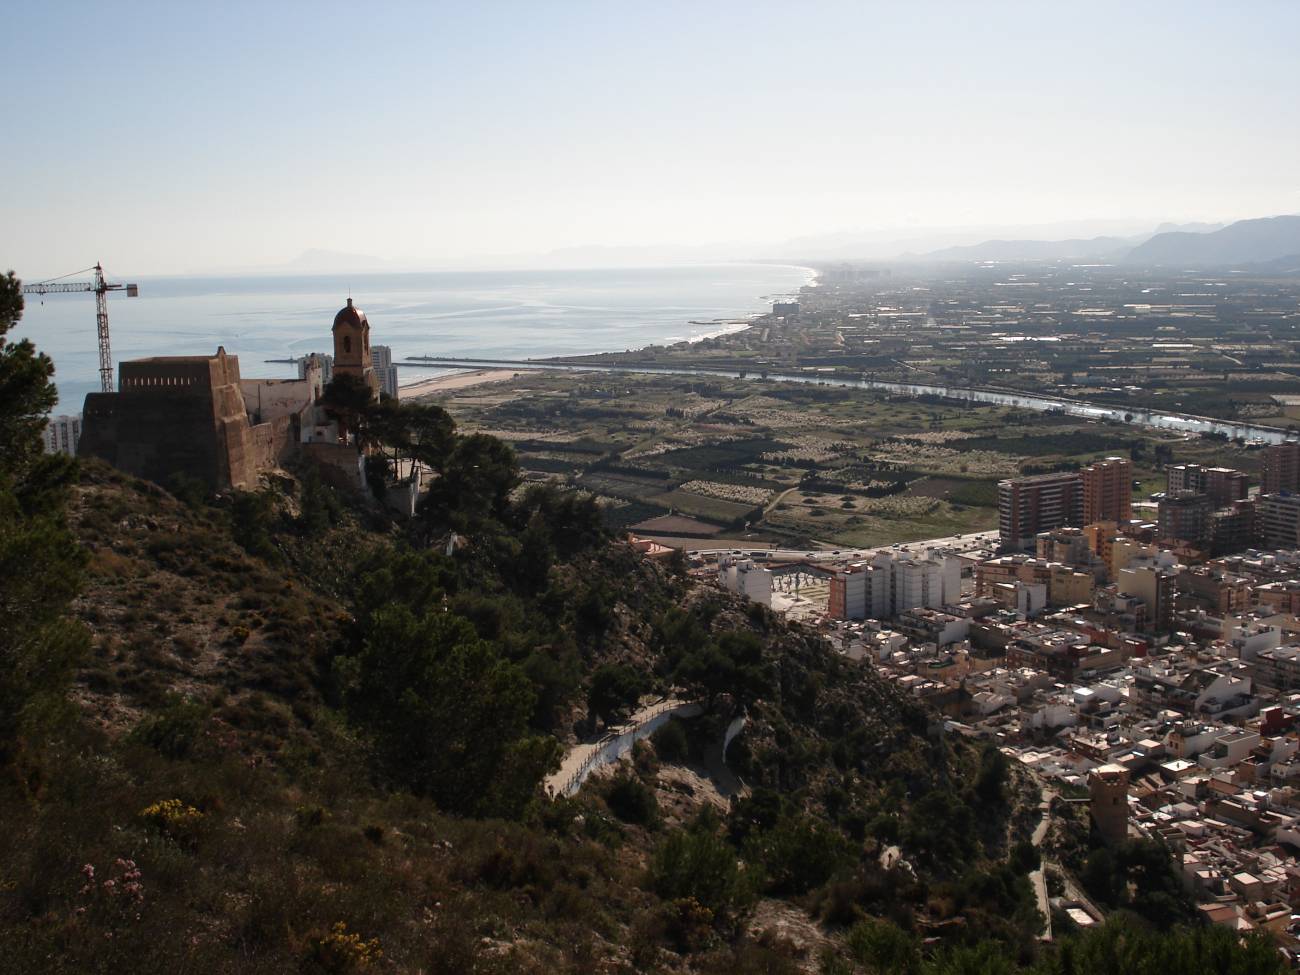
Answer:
[{"left": 416, "top": 371, "right": 1266, "bottom": 547}]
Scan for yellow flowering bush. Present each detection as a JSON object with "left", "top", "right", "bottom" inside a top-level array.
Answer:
[
  {"left": 138, "top": 798, "right": 204, "bottom": 842},
  {"left": 304, "top": 921, "right": 384, "bottom": 973}
]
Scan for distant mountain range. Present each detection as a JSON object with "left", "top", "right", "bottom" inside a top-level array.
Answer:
[
  {"left": 1124, "top": 215, "right": 1300, "bottom": 266},
  {"left": 909, "top": 215, "right": 1300, "bottom": 268},
  {"left": 913, "top": 235, "right": 1146, "bottom": 263},
  {"left": 244, "top": 216, "right": 1300, "bottom": 277}
]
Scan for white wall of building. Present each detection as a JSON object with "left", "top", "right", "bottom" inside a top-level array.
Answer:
[
  {"left": 372, "top": 344, "right": 400, "bottom": 399},
  {"left": 719, "top": 556, "right": 773, "bottom": 607},
  {"left": 43, "top": 413, "right": 82, "bottom": 456}
]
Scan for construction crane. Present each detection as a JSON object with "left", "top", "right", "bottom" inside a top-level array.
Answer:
[{"left": 22, "top": 263, "right": 138, "bottom": 393}]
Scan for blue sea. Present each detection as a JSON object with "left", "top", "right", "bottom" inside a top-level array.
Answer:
[{"left": 14, "top": 264, "right": 815, "bottom": 413}]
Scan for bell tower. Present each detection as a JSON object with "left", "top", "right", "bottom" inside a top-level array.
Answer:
[{"left": 332, "top": 298, "right": 379, "bottom": 396}]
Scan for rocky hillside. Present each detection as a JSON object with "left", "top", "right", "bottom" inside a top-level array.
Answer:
[{"left": 0, "top": 457, "right": 1006, "bottom": 972}]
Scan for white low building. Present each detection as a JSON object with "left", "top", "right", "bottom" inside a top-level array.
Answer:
[{"left": 718, "top": 555, "right": 772, "bottom": 607}]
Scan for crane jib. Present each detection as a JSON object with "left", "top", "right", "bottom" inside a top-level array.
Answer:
[{"left": 18, "top": 267, "right": 138, "bottom": 393}]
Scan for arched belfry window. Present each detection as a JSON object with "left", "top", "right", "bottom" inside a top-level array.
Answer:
[{"left": 344, "top": 335, "right": 352, "bottom": 355}]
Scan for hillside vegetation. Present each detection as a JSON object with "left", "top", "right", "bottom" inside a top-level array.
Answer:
[{"left": 0, "top": 271, "right": 1287, "bottom": 973}]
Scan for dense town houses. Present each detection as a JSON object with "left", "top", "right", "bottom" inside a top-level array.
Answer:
[{"left": 698, "top": 439, "right": 1300, "bottom": 949}]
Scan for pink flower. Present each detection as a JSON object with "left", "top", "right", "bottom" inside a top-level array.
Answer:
[{"left": 80, "top": 864, "right": 95, "bottom": 880}]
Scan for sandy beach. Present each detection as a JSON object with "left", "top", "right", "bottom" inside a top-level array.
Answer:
[{"left": 401, "top": 369, "right": 532, "bottom": 399}]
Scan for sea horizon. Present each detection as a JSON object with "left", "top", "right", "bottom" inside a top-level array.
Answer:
[{"left": 16, "top": 262, "right": 816, "bottom": 413}]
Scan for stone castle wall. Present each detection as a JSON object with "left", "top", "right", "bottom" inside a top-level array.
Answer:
[{"left": 79, "top": 349, "right": 302, "bottom": 492}]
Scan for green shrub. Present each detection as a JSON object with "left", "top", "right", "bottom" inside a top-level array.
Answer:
[
  {"left": 746, "top": 814, "right": 852, "bottom": 895},
  {"left": 604, "top": 772, "right": 659, "bottom": 827},
  {"left": 128, "top": 694, "right": 210, "bottom": 759},
  {"left": 846, "top": 918, "right": 919, "bottom": 975},
  {"left": 648, "top": 822, "right": 753, "bottom": 920},
  {"left": 651, "top": 718, "right": 689, "bottom": 762}
]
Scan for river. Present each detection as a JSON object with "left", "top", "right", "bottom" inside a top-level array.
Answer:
[{"left": 403, "top": 356, "right": 1295, "bottom": 445}]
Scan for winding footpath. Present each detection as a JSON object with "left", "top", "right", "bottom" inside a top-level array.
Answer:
[
  {"left": 545, "top": 697, "right": 702, "bottom": 799},
  {"left": 1029, "top": 792, "right": 1054, "bottom": 941}
]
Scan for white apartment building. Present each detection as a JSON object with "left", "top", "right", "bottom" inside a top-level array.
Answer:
[
  {"left": 372, "top": 344, "right": 400, "bottom": 400},
  {"left": 298, "top": 352, "right": 334, "bottom": 386},
  {"left": 830, "top": 550, "right": 961, "bottom": 621},
  {"left": 43, "top": 413, "right": 82, "bottom": 456}
]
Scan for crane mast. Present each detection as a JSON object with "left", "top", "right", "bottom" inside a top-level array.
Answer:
[
  {"left": 21, "top": 262, "right": 138, "bottom": 393},
  {"left": 93, "top": 264, "right": 113, "bottom": 394}
]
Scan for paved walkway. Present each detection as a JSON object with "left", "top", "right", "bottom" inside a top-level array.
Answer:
[
  {"left": 1028, "top": 792, "right": 1054, "bottom": 941},
  {"left": 702, "top": 714, "right": 749, "bottom": 800},
  {"left": 545, "top": 697, "right": 701, "bottom": 798}
]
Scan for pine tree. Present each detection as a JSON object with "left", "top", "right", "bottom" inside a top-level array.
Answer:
[{"left": 0, "top": 271, "right": 88, "bottom": 771}]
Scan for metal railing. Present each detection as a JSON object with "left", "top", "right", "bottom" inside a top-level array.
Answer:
[{"left": 546, "top": 697, "right": 689, "bottom": 799}]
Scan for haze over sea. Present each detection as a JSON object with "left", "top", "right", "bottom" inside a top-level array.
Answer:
[{"left": 16, "top": 264, "right": 814, "bottom": 413}]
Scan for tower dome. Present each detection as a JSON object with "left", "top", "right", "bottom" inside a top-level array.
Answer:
[{"left": 333, "top": 297, "right": 368, "bottom": 331}]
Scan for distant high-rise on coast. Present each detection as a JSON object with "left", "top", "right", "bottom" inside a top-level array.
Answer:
[
  {"left": 372, "top": 345, "right": 399, "bottom": 399},
  {"left": 296, "top": 344, "right": 398, "bottom": 399}
]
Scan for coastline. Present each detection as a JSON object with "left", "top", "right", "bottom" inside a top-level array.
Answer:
[
  {"left": 402, "top": 368, "right": 532, "bottom": 398},
  {"left": 37, "top": 263, "right": 815, "bottom": 412}
]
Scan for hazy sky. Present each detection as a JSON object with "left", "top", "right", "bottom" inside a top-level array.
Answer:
[{"left": 3, "top": 0, "right": 1298, "bottom": 276}]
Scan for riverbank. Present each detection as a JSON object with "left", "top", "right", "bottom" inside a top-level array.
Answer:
[{"left": 397, "top": 356, "right": 1294, "bottom": 444}]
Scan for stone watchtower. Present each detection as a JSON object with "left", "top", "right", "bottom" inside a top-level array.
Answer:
[
  {"left": 332, "top": 298, "right": 379, "bottom": 398},
  {"left": 1089, "top": 763, "right": 1130, "bottom": 845}
]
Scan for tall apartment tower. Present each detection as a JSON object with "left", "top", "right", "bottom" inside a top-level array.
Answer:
[
  {"left": 298, "top": 352, "right": 333, "bottom": 387},
  {"left": 42, "top": 413, "right": 83, "bottom": 456},
  {"left": 1089, "top": 764, "right": 1130, "bottom": 845},
  {"left": 1167, "top": 464, "right": 1248, "bottom": 508},
  {"left": 1082, "top": 457, "right": 1132, "bottom": 525},
  {"left": 1262, "top": 442, "right": 1300, "bottom": 495},
  {"left": 1157, "top": 491, "right": 1213, "bottom": 545},
  {"left": 372, "top": 344, "right": 400, "bottom": 400},
  {"left": 998, "top": 471, "right": 1084, "bottom": 550},
  {"left": 1258, "top": 493, "right": 1300, "bottom": 549}
]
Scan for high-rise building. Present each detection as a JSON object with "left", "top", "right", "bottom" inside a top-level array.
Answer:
[
  {"left": 1082, "top": 456, "right": 1132, "bottom": 525},
  {"left": 1082, "top": 521, "right": 1119, "bottom": 573},
  {"left": 828, "top": 564, "right": 869, "bottom": 620},
  {"left": 1209, "top": 499, "right": 1257, "bottom": 555},
  {"left": 1166, "top": 464, "right": 1248, "bottom": 508},
  {"left": 1117, "top": 559, "right": 1178, "bottom": 632},
  {"left": 998, "top": 471, "right": 1084, "bottom": 550},
  {"left": 1262, "top": 442, "right": 1300, "bottom": 495},
  {"left": 372, "top": 344, "right": 400, "bottom": 400},
  {"left": 1157, "top": 491, "right": 1213, "bottom": 545},
  {"left": 1258, "top": 493, "right": 1300, "bottom": 550},
  {"left": 298, "top": 352, "right": 333, "bottom": 386},
  {"left": 42, "top": 413, "right": 82, "bottom": 456}
]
